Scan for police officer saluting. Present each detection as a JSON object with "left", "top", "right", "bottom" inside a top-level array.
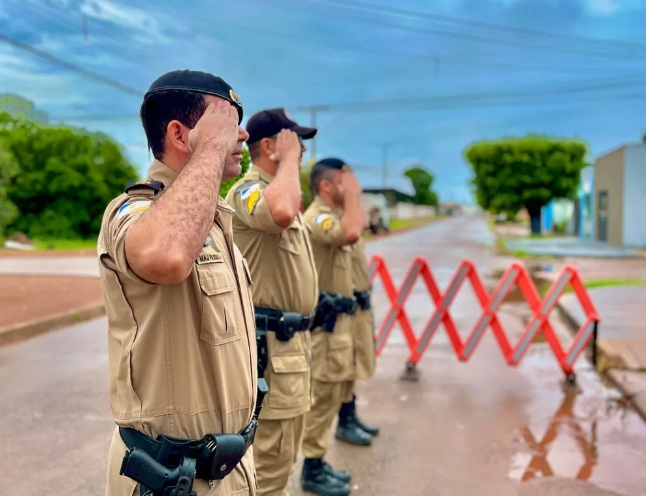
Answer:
[
  {"left": 335, "top": 235, "right": 380, "bottom": 445},
  {"left": 225, "top": 108, "right": 318, "bottom": 496},
  {"left": 301, "top": 158, "right": 366, "bottom": 496},
  {"left": 97, "top": 70, "right": 262, "bottom": 496}
]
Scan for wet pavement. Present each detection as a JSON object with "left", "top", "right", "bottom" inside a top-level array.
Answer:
[
  {"left": 2, "top": 214, "right": 646, "bottom": 495},
  {"left": 504, "top": 237, "right": 635, "bottom": 258}
]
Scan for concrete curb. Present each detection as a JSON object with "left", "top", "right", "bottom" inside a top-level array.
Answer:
[
  {"left": 0, "top": 301, "right": 106, "bottom": 347},
  {"left": 0, "top": 218, "right": 439, "bottom": 347},
  {"left": 555, "top": 298, "right": 646, "bottom": 422}
]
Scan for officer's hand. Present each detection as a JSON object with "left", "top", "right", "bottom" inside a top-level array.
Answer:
[
  {"left": 188, "top": 101, "right": 239, "bottom": 155},
  {"left": 338, "top": 170, "right": 363, "bottom": 198},
  {"left": 269, "top": 129, "right": 302, "bottom": 165}
]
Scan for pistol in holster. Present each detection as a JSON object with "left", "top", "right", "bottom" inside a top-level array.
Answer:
[{"left": 119, "top": 380, "right": 268, "bottom": 496}]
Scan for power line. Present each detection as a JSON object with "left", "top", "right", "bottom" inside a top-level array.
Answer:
[
  {"left": 0, "top": 32, "right": 143, "bottom": 97},
  {"left": 52, "top": 85, "right": 646, "bottom": 123},
  {"left": 290, "top": 74, "right": 646, "bottom": 112},
  {"left": 300, "top": 0, "right": 646, "bottom": 54},
  {"left": 254, "top": 0, "right": 646, "bottom": 61}
]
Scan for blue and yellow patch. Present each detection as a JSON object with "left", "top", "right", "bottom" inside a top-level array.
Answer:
[
  {"left": 117, "top": 200, "right": 151, "bottom": 219},
  {"left": 238, "top": 182, "right": 262, "bottom": 214},
  {"left": 315, "top": 213, "right": 334, "bottom": 233}
]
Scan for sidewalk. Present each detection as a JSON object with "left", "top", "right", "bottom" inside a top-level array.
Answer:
[
  {"left": 0, "top": 256, "right": 103, "bottom": 346},
  {"left": 559, "top": 285, "right": 646, "bottom": 421}
]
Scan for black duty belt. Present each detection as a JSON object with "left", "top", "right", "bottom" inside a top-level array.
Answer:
[
  {"left": 119, "top": 421, "right": 255, "bottom": 496},
  {"left": 353, "top": 290, "right": 371, "bottom": 310},
  {"left": 119, "top": 380, "right": 268, "bottom": 496},
  {"left": 254, "top": 307, "right": 315, "bottom": 342},
  {"left": 314, "top": 292, "right": 358, "bottom": 333}
]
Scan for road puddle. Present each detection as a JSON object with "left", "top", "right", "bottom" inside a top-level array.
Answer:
[
  {"left": 508, "top": 383, "right": 644, "bottom": 494},
  {"left": 509, "top": 391, "right": 599, "bottom": 482}
]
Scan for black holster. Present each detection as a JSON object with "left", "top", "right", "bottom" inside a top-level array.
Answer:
[
  {"left": 119, "top": 382, "right": 268, "bottom": 496},
  {"left": 313, "top": 292, "right": 359, "bottom": 333},
  {"left": 313, "top": 292, "right": 339, "bottom": 333},
  {"left": 354, "top": 290, "right": 371, "bottom": 311}
]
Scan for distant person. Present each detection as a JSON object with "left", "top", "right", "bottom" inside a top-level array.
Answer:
[
  {"left": 301, "top": 158, "right": 366, "bottom": 496},
  {"left": 224, "top": 108, "right": 319, "bottom": 496},
  {"left": 97, "top": 70, "right": 263, "bottom": 496}
]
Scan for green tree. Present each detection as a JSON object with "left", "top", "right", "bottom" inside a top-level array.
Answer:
[
  {"left": 0, "top": 139, "right": 19, "bottom": 237},
  {"left": 300, "top": 167, "right": 313, "bottom": 210},
  {"left": 0, "top": 112, "right": 139, "bottom": 239},
  {"left": 0, "top": 93, "right": 49, "bottom": 124},
  {"left": 220, "top": 147, "right": 251, "bottom": 197},
  {"left": 403, "top": 165, "right": 439, "bottom": 207},
  {"left": 464, "top": 135, "right": 587, "bottom": 234},
  {"left": 642, "top": 131, "right": 646, "bottom": 143}
]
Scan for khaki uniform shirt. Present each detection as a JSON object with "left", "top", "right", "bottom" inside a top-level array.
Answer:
[
  {"left": 303, "top": 196, "right": 355, "bottom": 383},
  {"left": 98, "top": 160, "right": 258, "bottom": 496},
  {"left": 351, "top": 236, "right": 376, "bottom": 379},
  {"left": 225, "top": 165, "right": 318, "bottom": 420}
]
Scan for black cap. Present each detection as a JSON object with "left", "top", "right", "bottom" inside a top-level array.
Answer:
[
  {"left": 312, "top": 157, "right": 351, "bottom": 171},
  {"left": 144, "top": 70, "right": 243, "bottom": 124},
  {"left": 246, "top": 108, "right": 317, "bottom": 144}
]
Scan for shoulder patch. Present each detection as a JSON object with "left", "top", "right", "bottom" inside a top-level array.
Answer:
[
  {"left": 117, "top": 200, "right": 152, "bottom": 219},
  {"left": 315, "top": 213, "right": 334, "bottom": 233},
  {"left": 237, "top": 182, "right": 262, "bottom": 214},
  {"left": 125, "top": 179, "right": 165, "bottom": 195}
]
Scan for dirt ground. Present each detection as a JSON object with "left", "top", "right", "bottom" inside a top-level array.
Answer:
[{"left": 0, "top": 275, "right": 104, "bottom": 330}]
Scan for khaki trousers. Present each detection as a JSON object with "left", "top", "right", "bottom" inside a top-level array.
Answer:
[
  {"left": 341, "top": 380, "right": 355, "bottom": 403},
  {"left": 253, "top": 415, "right": 306, "bottom": 496},
  {"left": 302, "top": 381, "right": 354, "bottom": 458}
]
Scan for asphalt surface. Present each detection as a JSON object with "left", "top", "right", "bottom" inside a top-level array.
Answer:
[{"left": 2, "top": 214, "right": 646, "bottom": 496}]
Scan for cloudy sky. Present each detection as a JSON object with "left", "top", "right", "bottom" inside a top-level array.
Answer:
[{"left": 0, "top": 0, "right": 645, "bottom": 203}]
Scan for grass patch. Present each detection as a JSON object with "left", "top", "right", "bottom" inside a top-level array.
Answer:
[
  {"left": 563, "top": 278, "right": 646, "bottom": 293},
  {"left": 0, "top": 237, "right": 98, "bottom": 251},
  {"left": 526, "top": 233, "right": 555, "bottom": 239}
]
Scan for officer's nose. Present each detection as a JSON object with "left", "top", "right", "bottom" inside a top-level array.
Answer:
[{"left": 238, "top": 126, "right": 250, "bottom": 142}]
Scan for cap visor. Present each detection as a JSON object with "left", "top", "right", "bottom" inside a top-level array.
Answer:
[{"left": 293, "top": 126, "right": 317, "bottom": 140}]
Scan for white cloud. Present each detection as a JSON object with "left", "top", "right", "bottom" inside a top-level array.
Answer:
[
  {"left": 0, "top": 49, "right": 92, "bottom": 108},
  {"left": 584, "top": 0, "right": 645, "bottom": 14},
  {"left": 80, "top": 0, "right": 171, "bottom": 44},
  {"left": 586, "top": 0, "right": 620, "bottom": 14}
]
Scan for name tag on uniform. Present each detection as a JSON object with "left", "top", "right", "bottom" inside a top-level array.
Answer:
[{"left": 197, "top": 253, "right": 224, "bottom": 264}]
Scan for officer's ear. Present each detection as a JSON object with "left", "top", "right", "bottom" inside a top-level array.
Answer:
[
  {"left": 166, "top": 120, "right": 190, "bottom": 154},
  {"left": 259, "top": 137, "right": 275, "bottom": 158}
]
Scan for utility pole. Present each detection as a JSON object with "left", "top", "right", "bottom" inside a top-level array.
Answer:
[
  {"left": 299, "top": 105, "right": 330, "bottom": 166},
  {"left": 82, "top": 13, "right": 89, "bottom": 41},
  {"left": 381, "top": 143, "right": 389, "bottom": 191}
]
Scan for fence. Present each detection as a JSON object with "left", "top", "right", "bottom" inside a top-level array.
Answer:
[{"left": 367, "top": 255, "right": 600, "bottom": 384}]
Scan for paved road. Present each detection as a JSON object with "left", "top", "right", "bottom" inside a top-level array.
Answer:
[{"left": 2, "top": 215, "right": 646, "bottom": 496}]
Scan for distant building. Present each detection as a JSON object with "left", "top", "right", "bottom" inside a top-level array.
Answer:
[
  {"left": 361, "top": 188, "right": 415, "bottom": 206},
  {"left": 361, "top": 187, "right": 435, "bottom": 221},
  {"left": 593, "top": 142, "right": 646, "bottom": 248},
  {"left": 572, "top": 166, "right": 595, "bottom": 240}
]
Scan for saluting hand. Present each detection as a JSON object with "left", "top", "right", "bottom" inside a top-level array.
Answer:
[
  {"left": 338, "top": 170, "right": 363, "bottom": 198},
  {"left": 188, "top": 100, "right": 239, "bottom": 155},
  {"left": 270, "top": 129, "right": 302, "bottom": 165}
]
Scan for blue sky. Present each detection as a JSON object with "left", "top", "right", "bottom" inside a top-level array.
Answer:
[{"left": 0, "top": 0, "right": 645, "bottom": 204}]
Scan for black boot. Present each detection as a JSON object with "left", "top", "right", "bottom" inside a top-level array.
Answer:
[
  {"left": 336, "top": 400, "right": 372, "bottom": 446},
  {"left": 301, "top": 458, "right": 351, "bottom": 496},
  {"left": 322, "top": 459, "right": 352, "bottom": 484},
  {"left": 348, "top": 395, "right": 380, "bottom": 437}
]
